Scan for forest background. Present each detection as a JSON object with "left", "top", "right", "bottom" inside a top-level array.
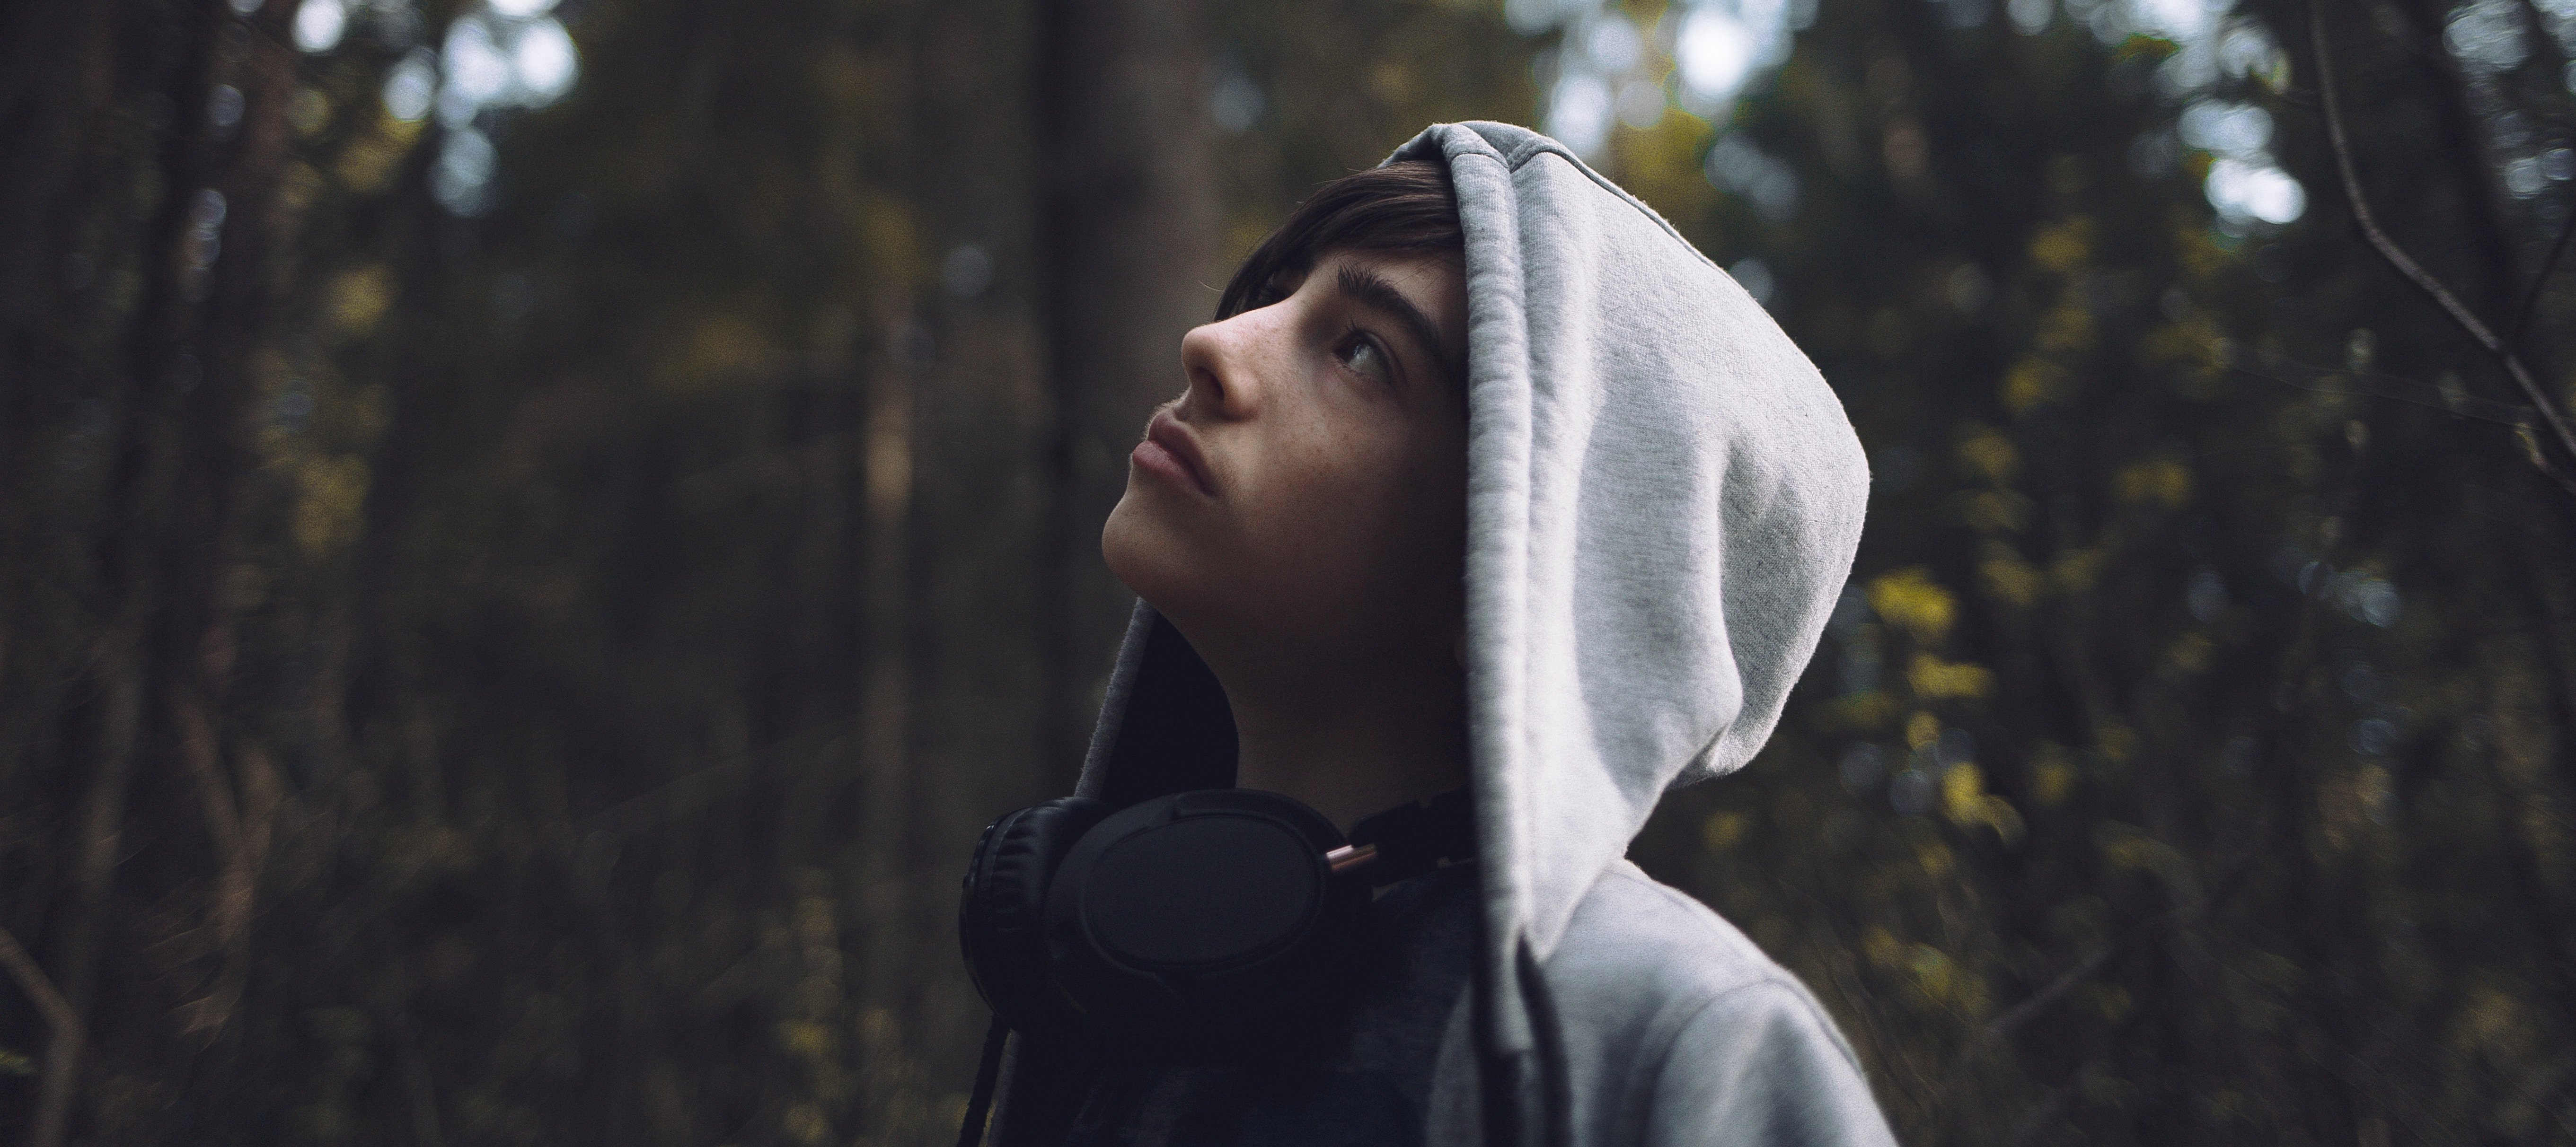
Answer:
[{"left": 6, "top": 0, "right": 2576, "bottom": 1142}]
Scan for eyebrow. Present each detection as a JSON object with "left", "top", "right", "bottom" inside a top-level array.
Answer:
[{"left": 1334, "top": 263, "right": 1461, "bottom": 388}]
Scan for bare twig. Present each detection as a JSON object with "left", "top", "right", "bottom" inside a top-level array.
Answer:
[
  {"left": 1978, "top": 942, "right": 2117, "bottom": 1046},
  {"left": 2310, "top": 1, "right": 2576, "bottom": 495},
  {"left": 2511, "top": 206, "right": 2576, "bottom": 341},
  {"left": 1936, "top": 855, "right": 2258, "bottom": 1115},
  {"left": 0, "top": 925, "right": 81, "bottom": 1052}
]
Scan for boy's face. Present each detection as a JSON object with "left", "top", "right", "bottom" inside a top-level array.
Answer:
[{"left": 1102, "top": 247, "right": 1471, "bottom": 674}]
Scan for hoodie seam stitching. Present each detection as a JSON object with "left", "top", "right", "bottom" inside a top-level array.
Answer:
[
  {"left": 1600, "top": 867, "right": 1870, "bottom": 1078},
  {"left": 1621, "top": 978, "right": 1722, "bottom": 1142},
  {"left": 1493, "top": 140, "right": 1722, "bottom": 276},
  {"left": 1633, "top": 974, "right": 1869, "bottom": 1142}
]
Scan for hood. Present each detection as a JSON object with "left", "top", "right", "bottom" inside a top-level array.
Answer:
[{"left": 1072, "top": 120, "right": 1867, "bottom": 1115}]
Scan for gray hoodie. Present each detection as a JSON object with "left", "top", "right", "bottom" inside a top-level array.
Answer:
[{"left": 987, "top": 122, "right": 1895, "bottom": 1147}]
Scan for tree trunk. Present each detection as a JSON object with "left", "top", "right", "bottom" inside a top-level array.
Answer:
[{"left": 1037, "top": 0, "right": 1222, "bottom": 792}]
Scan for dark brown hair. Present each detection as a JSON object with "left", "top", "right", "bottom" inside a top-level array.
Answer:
[{"left": 1214, "top": 159, "right": 1464, "bottom": 321}]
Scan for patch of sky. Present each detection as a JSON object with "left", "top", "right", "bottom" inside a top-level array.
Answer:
[
  {"left": 1888, "top": 768, "right": 1934, "bottom": 816},
  {"left": 1208, "top": 55, "right": 1264, "bottom": 135},
  {"left": 2180, "top": 101, "right": 2271, "bottom": 158},
  {"left": 1706, "top": 133, "right": 1800, "bottom": 221},
  {"left": 2337, "top": 572, "right": 2402, "bottom": 627},
  {"left": 942, "top": 245, "right": 994, "bottom": 299},
  {"left": 2539, "top": 0, "right": 2576, "bottom": 95},
  {"left": 2127, "top": 0, "right": 2306, "bottom": 228},
  {"left": 1521, "top": 0, "right": 2307, "bottom": 228},
  {"left": 1837, "top": 632, "right": 1879, "bottom": 692},
  {"left": 2187, "top": 567, "right": 2227, "bottom": 622},
  {"left": 1729, "top": 255, "right": 1777, "bottom": 306},
  {"left": 2221, "top": 735, "right": 2258, "bottom": 777},
  {"left": 432, "top": 127, "right": 496, "bottom": 215},
  {"left": 208, "top": 84, "right": 245, "bottom": 132},
  {"left": 326, "top": 0, "right": 582, "bottom": 215},
  {"left": 1936, "top": 728, "right": 1977, "bottom": 769},
  {"left": 2447, "top": 0, "right": 2531, "bottom": 74},
  {"left": 1936, "top": 0, "right": 1995, "bottom": 31},
  {"left": 1517, "top": 0, "right": 1811, "bottom": 160},
  {"left": 1826, "top": 586, "right": 1869, "bottom": 639},
  {"left": 1839, "top": 744, "right": 1887, "bottom": 796},
  {"left": 294, "top": 0, "right": 348, "bottom": 53},
  {"left": 384, "top": 49, "right": 438, "bottom": 122},
  {"left": 2130, "top": 0, "right": 2224, "bottom": 40}
]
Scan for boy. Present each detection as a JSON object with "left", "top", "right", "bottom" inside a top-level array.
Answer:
[{"left": 958, "top": 122, "right": 1894, "bottom": 1147}]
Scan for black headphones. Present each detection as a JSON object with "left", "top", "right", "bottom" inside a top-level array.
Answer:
[{"left": 957, "top": 787, "right": 1475, "bottom": 1048}]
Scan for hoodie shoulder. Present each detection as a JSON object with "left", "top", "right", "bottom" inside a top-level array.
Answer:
[
  {"left": 1549, "top": 861, "right": 1833, "bottom": 1015},
  {"left": 1542, "top": 862, "right": 1897, "bottom": 1147}
]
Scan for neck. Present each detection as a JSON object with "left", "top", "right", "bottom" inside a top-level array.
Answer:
[{"left": 1216, "top": 649, "right": 1469, "bottom": 834}]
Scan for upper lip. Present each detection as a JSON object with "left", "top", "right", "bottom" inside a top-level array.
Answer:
[{"left": 1147, "top": 409, "right": 1216, "bottom": 496}]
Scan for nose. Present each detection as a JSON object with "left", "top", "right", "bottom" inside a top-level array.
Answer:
[{"left": 1177, "top": 311, "right": 1267, "bottom": 420}]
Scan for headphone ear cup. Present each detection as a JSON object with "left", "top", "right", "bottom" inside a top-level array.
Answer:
[
  {"left": 1041, "top": 789, "right": 1369, "bottom": 1046},
  {"left": 959, "top": 797, "right": 1110, "bottom": 1035}
]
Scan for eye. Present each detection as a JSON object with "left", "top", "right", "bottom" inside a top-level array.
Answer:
[{"left": 1333, "top": 327, "right": 1395, "bottom": 390}]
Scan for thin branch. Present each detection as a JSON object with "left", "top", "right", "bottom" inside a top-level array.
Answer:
[
  {"left": 2512, "top": 205, "right": 2576, "bottom": 341},
  {"left": 0, "top": 925, "right": 81, "bottom": 1050},
  {"left": 2310, "top": 1, "right": 2576, "bottom": 494},
  {"left": 1980, "top": 941, "right": 2116, "bottom": 1046},
  {"left": 1936, "top": 855, "right": 2259, "bottom": 1115}
]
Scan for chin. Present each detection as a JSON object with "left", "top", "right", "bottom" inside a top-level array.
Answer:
[{"left": 1101, "top": 486, "right": 1207, "bottom": 619}]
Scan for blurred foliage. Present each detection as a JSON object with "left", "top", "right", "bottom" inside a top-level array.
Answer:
[
  {"left": 1627, "top": 1, "right": 2576, "bottom": 1143},
  {"left": 4, "top": 0, "right": 2575, "bottom": 1144}
]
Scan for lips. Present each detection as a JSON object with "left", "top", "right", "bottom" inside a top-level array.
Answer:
[{"left": 1138, "top": 409, "right": 1216, "bottom": 498}]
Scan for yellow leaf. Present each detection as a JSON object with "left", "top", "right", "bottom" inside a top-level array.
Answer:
[
  {"left": 1977, "top": 795, "right": 2028, "bottom": 845},
  {"left": 1910, "top": 943, "right": 1956, "bottom": 1002},
  {"left": 2032, "top": 743, "right": 2075, "bottom": 806},
  {"left": 2029, "top": 216, "right": 2095, "bottom": 274},
  {"left": 1978, "top": 544, "right": 2044, "bottom": 607},
  {"left": 2098, "top": 721, "right": 2138, "bottom": 762},
  {"left": 1701, "top": 810, "right": 1750, "bottom": 853},
  {"left": 1821, "top": 690, "right": 1900, "bottom": 733},
  {"left": 2003, "top": 357, "right": 2070, "bottom": 415},
  {"left": 293, "top": 455, "right": 371, "bottom": 559},
  {"left": 1863, "top": 927, "right": 1903, "bottom": 970},
  {"left": 2115, "top": 455, "right": 2192, "bottom": 508},
  {"left": 2166, "top": 631, "right": 2214, "bottom": 673},
  {"left": 1868, "top": 568, "right": 1956, "bottom": 645},
  {"left": 1909, "top": 653, "right": 1994, "bottom": 700},
  {"left": 326, "top": 265, "right": 394, "bottom": 339},
  {"left": 1942, "top": 762, "right": 1987, "bottom": 822},
  {"left": 1956, "top": 425, "right": 2020, "bottom": 484},
  {"left": 1960, "top": 489, "right": 2033, "bottom": 534},
  {"left": 2033, "top": 298, "right": 2097, "bottom": 357}
]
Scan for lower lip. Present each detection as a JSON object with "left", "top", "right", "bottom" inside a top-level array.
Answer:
[{"left": 1132, "top": 439, "right": 1211, "bottom": 497}]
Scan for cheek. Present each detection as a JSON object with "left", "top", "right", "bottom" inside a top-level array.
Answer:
[{"left": 1240, "top": 419, "right": 1464, "bottom": 613}]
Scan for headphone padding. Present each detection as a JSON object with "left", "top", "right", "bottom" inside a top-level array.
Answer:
[{"left": 959, "top": 797, "right": 1109, "bottom": 1035}]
